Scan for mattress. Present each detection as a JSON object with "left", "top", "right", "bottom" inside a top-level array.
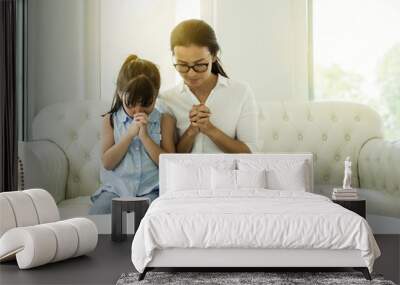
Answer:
[{"left": 131, "top": 189, "right": 381, "bottom": 273}]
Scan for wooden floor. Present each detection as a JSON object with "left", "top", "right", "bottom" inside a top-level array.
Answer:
[{"left": 0, "top": 235, "right": 399, "bottom": 285}]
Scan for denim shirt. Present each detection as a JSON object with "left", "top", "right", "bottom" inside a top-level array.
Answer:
[{"left": 91, "top": 107, "right": 161, "bottom": 201}]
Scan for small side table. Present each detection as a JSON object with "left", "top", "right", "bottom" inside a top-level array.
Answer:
[
  {"left": 112, "top": 197, "right": 150, "bottom": 242},
  {"left": 332, "top": 199, "right": 366, "bottom": 218}
]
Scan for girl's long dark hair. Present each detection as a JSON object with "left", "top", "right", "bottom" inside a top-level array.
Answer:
[
  {"left": 103, "top": 55, "right": 161, "bottom": 128},
  {"left": 170, "top": 19, "right": 228, "bottom": 78}
]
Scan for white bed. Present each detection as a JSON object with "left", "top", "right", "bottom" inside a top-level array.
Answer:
[{"left": 131, "top": 154, "right": 380, "bottom": 280}]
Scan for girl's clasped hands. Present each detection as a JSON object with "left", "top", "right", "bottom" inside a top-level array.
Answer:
[{"left": 127, "top": 113, "right": 150, "bottom": 139}]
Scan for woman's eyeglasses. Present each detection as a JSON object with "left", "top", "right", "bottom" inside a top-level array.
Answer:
[{"left": 173, "top": 62, "right": 210, "bottom": 73}]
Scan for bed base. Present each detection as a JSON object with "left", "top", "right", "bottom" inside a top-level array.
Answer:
[
  {"left": 138, "top": 248, "right": 372, "bottom": 281},
  {"left": 138, "top": 267, "right": 371, "bottom": 281}
]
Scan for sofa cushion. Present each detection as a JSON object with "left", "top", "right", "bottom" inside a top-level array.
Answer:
[{"left": 57, "top": 196, "right": 92, "bottom": 219}]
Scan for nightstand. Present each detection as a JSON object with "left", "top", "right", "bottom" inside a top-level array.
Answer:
[
  {"left": 111, "top": 197, "right": 150, "bottom": 242},
  {"left": 332, "top": 199, "right": 366, "bottom": 218}
]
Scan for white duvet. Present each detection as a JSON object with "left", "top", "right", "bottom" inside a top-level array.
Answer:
[{"left": 131, "top": 189, "right": 380, "bottom": 273}]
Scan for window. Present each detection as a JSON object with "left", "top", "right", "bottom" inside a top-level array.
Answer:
[{"left": 312, "top": 0, "right": 400, "bottom": 140}]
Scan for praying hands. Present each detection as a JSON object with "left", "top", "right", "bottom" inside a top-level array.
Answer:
[{"left": 189, "top": 104, "right": 215, "bottom": 135}]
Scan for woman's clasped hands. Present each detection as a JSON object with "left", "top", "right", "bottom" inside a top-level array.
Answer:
[{"left": 189, "top": 103, "right": 215, "bottom": 135}]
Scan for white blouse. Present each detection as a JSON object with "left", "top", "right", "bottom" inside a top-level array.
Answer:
[{"left": 157, "top": 75, "right": 258, "bottom": 153}]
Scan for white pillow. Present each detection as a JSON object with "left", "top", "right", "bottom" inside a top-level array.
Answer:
[
  {"left": 211, "top": 168, "right": 237, "bottom": 190},
  {"left": 236, "top": 169, "right": 268, "bottom": 189},
  {"left": 237, "top": 159, "right": 309, "bottom": 191},
  {"left": 168, "top": 163, "right": 209, "bottom": 191},
  {"left": 267, "top": 163, "right": 307, "bottom": 191},
  {"left": 167, "top": 160, "right": 235, "bottom": 191},
  {"left": 211, "top": 169, "right": 268, "bottom": 190}
]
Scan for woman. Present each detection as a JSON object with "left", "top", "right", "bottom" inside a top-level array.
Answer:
[{"left": 159, "top": 19, "right": 258, "bottom": 153}]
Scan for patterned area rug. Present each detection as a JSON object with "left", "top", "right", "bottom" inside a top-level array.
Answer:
[{"left": 116, "top": 271, "right": 396, "bottom": 285}]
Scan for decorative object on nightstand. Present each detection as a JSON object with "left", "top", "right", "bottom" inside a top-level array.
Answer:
[
  {"left": 112, "top": 197, "right": 150, "bottom": 242},
  {"left": 343, "top": 156, "right": 352, "bottom": 189},
  {"left": 332, "top": 199, "right": 366, "bottom": 219},
  {"left": 332, "top": 156, "right": 359, "bottom": 200}
]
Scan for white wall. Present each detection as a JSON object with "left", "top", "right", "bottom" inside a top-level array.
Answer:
[
  {"left": 27, "top": 0, "right": 85, "bottom": 108},
  {"left": 84, "top": 0, "right": 101, "bottom": 101},
  {"left": 212, "top": 0, "right": 309, "bottom": 101},
  {"left": 27, "top": 0, "right": 96, "bottom": 138},
  {"left": 27, "top": 0, "right": 310, "bottom": 134},
  {"left": 99, "top": 0, "right": 177, "bottom": 101}
]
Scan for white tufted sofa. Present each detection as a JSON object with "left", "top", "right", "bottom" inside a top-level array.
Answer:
[{"left": 19, "top": 100, "right": 400, "bottom": 232}]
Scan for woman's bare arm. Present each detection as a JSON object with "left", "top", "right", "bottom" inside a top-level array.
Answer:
[{"left": 160, "top": 113, "right": 176, "bottom": 153}]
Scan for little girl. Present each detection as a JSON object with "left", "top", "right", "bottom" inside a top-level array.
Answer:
[{"left": 89, "top": 55, "right": 175, "bottom": 214}]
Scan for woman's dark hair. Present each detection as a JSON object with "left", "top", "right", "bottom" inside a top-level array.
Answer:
[
  {"left": 170, "top": 19, "right": 228, "bottom": 78},
  {"left": 103, "top": 54, "right": 161, "bottom": 128}
]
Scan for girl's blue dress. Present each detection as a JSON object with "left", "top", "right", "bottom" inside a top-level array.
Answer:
[{"left": 90, "top": 107, "right": 161, "bottom": 205}]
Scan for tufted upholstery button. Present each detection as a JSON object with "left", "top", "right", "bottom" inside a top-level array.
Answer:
[
  {"left": 354, "top": 115, "right": 360, "bottom": 122},
  {"left": 335, "top": 154, "right": 341, "bottom": 161},
  {"left": 298, "top": 134, "right": 303, "bottom": 141},
  {"left": 322, "top": 134, "right": 328, "bottom": 141},
  {"left": 71, "top": 133, "right": 78, "bottom": 140},
  {"left": 283, "top": 114, "right": 289, "bottom": 121},
  {"left": 345, "top": 134, "right": 351, "bottom": 141},
  {"left": 273, "top": 133, "right": 279, "bottom": 140}
]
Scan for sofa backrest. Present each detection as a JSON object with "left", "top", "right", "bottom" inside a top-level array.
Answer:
[
  {"left": 256, "top": 101, "right": 383, "bottom": 187},
  {"left": 32, "top": 100, "right": 383, "bottom": 199},
  {"left": 32, "top": 100, "right": 109, "bottom": 199}
]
